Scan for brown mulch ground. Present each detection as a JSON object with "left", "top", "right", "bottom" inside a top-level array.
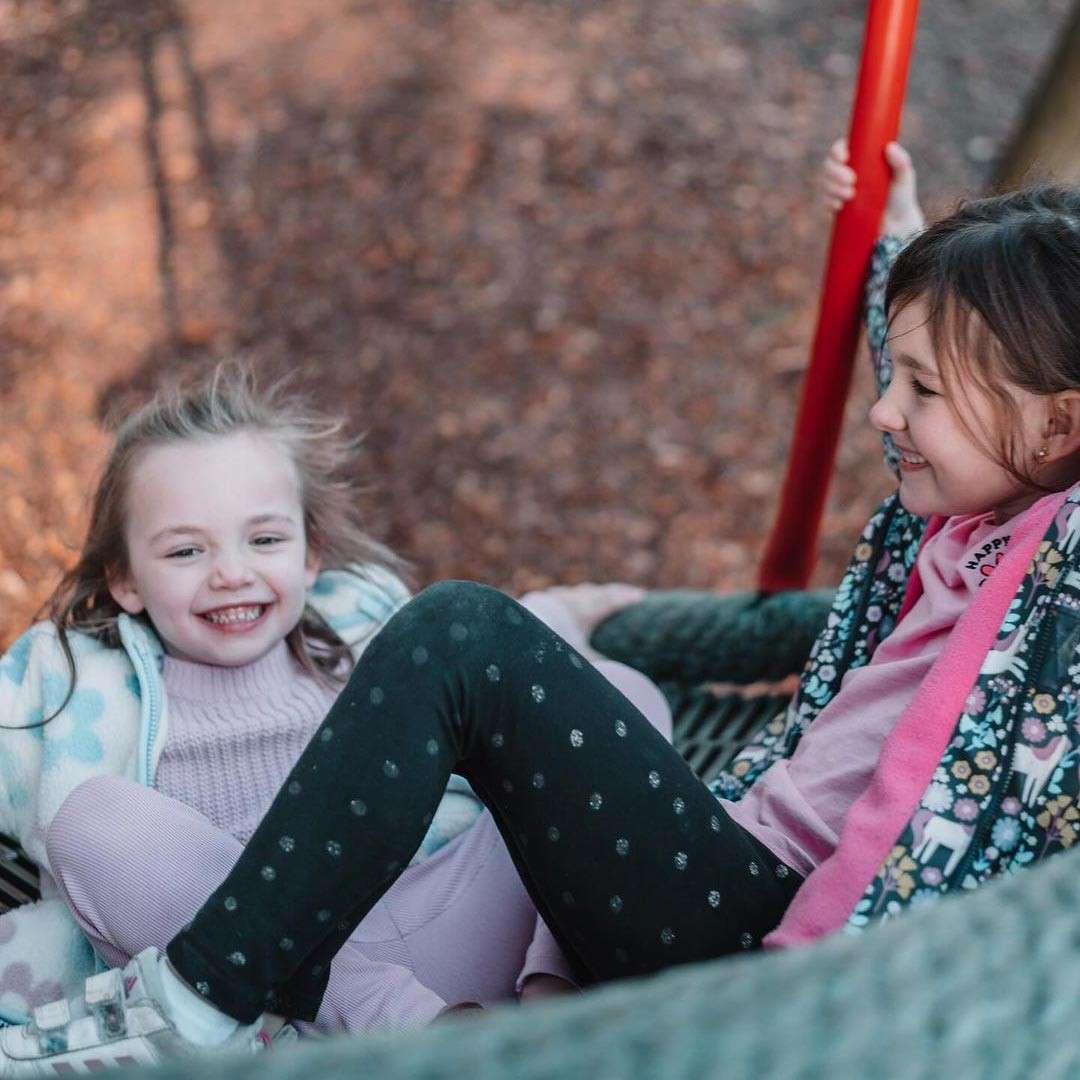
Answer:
[{"left": 0, "top": 0, "right": 1073, "bottom": 649}]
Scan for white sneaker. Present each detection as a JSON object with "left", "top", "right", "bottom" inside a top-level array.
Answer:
[{"left": 0, "top": 948, "right": 297, "bottom": 1076}]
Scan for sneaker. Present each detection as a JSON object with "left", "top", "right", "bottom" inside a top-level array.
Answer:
[{"left": 0, "top": 947, "right": 297, "bottom": 1076}]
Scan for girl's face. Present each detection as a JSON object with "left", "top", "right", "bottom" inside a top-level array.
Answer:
[
  {"left": 109, "top": 431, "right": 320, "bottom": 667},
  {"left": 870, "top": 297, "right": 1049, "bottom": 522}
]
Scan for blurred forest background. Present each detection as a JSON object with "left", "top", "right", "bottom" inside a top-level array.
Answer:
[{"left": 0, "top": 0, "right": 1075, "bottom": 648}]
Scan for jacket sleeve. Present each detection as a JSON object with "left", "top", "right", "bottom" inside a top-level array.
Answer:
[{"left": 864, "top": 233, "right": 910, "bottom": 478}]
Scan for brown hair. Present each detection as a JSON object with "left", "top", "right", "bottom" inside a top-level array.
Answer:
[
  {"left": 30, "top": 362, "right": 407, "bottom": 728},
  {"left": 885, "top": 183, "right": 1080, "bottom": 490}
]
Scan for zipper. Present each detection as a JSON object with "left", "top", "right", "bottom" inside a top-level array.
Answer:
[{"left": 953, "top": 591, "right": 1061, "bottom": 885}]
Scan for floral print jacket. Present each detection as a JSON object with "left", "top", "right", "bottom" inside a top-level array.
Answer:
[{"left": 713, "top": 236, "right": 1080, "bottom": 930}]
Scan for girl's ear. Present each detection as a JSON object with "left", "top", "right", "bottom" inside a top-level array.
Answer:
[
  {"left": 106, "top": 569, "right": 145, "bottom": 616},
  {"left": 1046, "top": 392, "right": 1080, "bottom": 458}
]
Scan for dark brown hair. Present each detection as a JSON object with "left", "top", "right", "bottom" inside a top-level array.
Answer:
[
  {"left": 885, "top": 184, "right": 1080, "bottom": 489},
  {"left": 28, "top": 362, "right": 406, "bottom": 729}
]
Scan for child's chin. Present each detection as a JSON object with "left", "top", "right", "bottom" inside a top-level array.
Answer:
[{"left": 897, "top": 484, "right": 939, "bottom": 519}]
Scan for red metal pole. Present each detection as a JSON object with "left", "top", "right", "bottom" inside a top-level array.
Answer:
[{"left": 757, "top": 0, "right": 920, "bottom": 593}]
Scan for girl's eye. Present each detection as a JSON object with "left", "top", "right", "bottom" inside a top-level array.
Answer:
[
  {"left": 252, "top": 536, "right": 284, "bottom": 547},
  {"left": 166, "top": 547, "right": 200, "bottom": 559},
  {"left": 911, "top": 376, "right": 939, "bottom": 399}
]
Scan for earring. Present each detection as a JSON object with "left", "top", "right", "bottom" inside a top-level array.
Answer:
[{"left": 1037, "top": 445, "right": 1049, "bottom": 461}]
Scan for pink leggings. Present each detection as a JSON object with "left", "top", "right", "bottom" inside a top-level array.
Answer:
[{"left": 46, "top": 658, "right": 670, "bottom": 1036}]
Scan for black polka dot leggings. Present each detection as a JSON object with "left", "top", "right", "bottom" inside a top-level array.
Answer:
[{"left": 167, "top": 582, "right": 802, "bottom": 1022}]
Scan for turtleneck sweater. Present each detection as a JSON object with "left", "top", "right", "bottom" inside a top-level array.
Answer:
[{"left": 156, "top": 642, "right": 339, "bottom": 844}]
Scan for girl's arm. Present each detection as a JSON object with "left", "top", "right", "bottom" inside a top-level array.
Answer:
[{"left": 821, "top": 139, "right": 925, "bottom": 474}]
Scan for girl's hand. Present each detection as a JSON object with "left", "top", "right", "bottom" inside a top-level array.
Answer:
[
  {"left": 821, "top": 137, "right": 925, "bottom": 238},
  {"left": 518, "top": 974, "right": 579, "bottom": 1003}
]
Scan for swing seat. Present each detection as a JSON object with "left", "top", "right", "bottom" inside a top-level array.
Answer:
[{"left": 591, "top": 587, "right": 834, "bottom": 782}]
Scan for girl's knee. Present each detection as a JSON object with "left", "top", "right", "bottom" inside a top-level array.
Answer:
[{"left": 46, "top": 776, "right": 140, "bottom": 876}]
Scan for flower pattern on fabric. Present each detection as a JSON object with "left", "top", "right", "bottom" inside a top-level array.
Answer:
[
  {"left": 28, "top": 673, "right": 105, "bottom": 771},
  {"left": 853, "top": 484, "right": 1080, "bottom": 926}
]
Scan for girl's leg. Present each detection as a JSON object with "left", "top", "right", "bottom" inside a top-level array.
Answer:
[
  {"left": 169, "top": 582, "right": 801, "bottom": 1023},
  {"left": 46, "top": 777, "right": 446, "bottom": 1032}
]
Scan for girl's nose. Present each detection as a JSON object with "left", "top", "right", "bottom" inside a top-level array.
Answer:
[
  {"left": 209, "top": 553, "right": 256, "bottom": 589},
  {"left": 869, "top": 386, "right": 906, "bottom": 434}
]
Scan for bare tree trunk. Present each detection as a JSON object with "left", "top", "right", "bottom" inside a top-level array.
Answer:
[{"left": 994, "top": 3, "right": 1080, "bottom": 188}]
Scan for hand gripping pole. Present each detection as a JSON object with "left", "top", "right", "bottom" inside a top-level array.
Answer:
[{"left": 757, "top": 0, "right": 920, "bottom": 593}]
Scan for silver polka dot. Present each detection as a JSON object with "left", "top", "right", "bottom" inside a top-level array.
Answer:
[
  {"left": 383, "top": 760, "right": 400, "bottom": 779},
  {"left": 615, "top": 719, "right": 628, "bottom": 738},
  {"left": 659, "top": 927, "right": 675, "bottom": 945},
  {"left": 196, "top": 981, "right": 210, "bottom": 996},
  {"left": 570, "top": 654, "right": 584, "bottom": 671},
  {"left": 707, "top": 890, "right": 721, "bottom": 908},
  {"left": 588, "top": 792, "right": 603, "bottom": 810},
  {"left": 502, "top": 779, "right": 514, "bottom": 793},
  {"left": 547, "top": 826, "right": 561, "bottom": 841},
  {"left": 311, "top": 964, "right": 324, "bottom": 977},
  {"left": 350, "top": 799, "right": 367, "bottom": 817},
  {"left": 369, "top": 687, "right": 385, "bottom": 706},
  {"left": 261, "top": 865, "right": 276, "bottom": 882},
  {"left": 739, "top": 932, "right": 754, "bottom": 949},
  {"left": 279, "top": 938, "right": 294, "bottom": 952},
  {"left": 672, "top": 796, "right": 686, "bottom": 815},
  {"left": 450, "top": 622, "right": 469, "bottom": 641},
  {"left": 776, "top": 864, "right": 790, "bottom": 879},
  {"left": 532, "top": 772, "right": 545, "bottom": 789},
  {"left": 609, "top": 895, "right": 623, "bottom": 914},
  {"left": 648, "top": 771, "right": 661, "bottom": 789},
  {"left": 570, "top": 729, "right": 584, "bottom": 748},
  {"left": 412, "top": 646, "right": 429, "bottom": 665},
  {"left": 426, "top": 738, "right": 439, "bottom": 756},
  {"left": 486, "top": 664, "right": 501, "bottom": 682},
  {"left": 316, "top": 909, "right": 331, "bottom": 922},
  {"left": 749, "top": 861, "right": 760, "bottom": 876},
  {"left": 287, "top": 781, "right": 302, "bottom": 796},
  {"left": 615, "top": 838, "right": 630, "bottom": 857},
  {"left": 531, "top": 684, "right": 546, "bottom": 703},
  {"left": 320, "top": 727, "right": 334, "bottom": 743},
  {"left": 506, "top": 608, "right": 524, "bottom": 625},
  {"left": 674, "top": 851, "right": 688, "bottom": 871},
  {"left": 279, "top": 836, "right": 295, "bottom": 853},
  {"left": 710, "top": 815, "right": 721, "bottom": 833},
  {"left": 326, "top": 840, "right": 342, "bottom": 858},
  {"left": 223, "top": 896, "right": 238, "bottom": 912},
  {"left": 228, "top": 951, "right": 246, "bottom": 967},
  {"left": 491, "top": 732, "right": 505, "bottom": 748}
]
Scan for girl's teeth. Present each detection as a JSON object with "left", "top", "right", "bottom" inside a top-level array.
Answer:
[
  {"left": 902, "top": 452, "right": 926, "bottom": 464},
  {"left": 205, "top": 606, "right": 263, "bottom": 625}
]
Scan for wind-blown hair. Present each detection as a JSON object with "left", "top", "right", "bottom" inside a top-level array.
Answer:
[{"left": 33, "top": 361, "right": 406, "bottom": 727}]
